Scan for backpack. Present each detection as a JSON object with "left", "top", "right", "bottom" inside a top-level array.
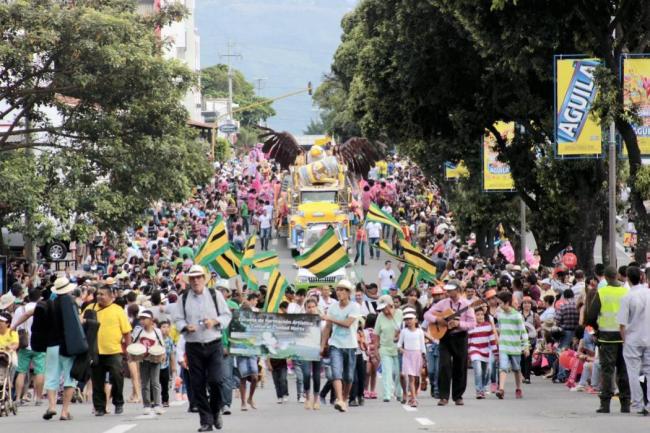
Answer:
[
  {"left": 182, "top": 288, "right": 220, "bottom": 319},
  {"left": 30, "top": 300, "right": 51, "bottom": 353}
]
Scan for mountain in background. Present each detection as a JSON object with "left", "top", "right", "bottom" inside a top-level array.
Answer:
[{"left": 195, "top": 0, "right": 355, "bottom": 134}]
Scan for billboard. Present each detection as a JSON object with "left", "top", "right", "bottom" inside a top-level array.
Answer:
[
  {"left": 554, "top": 57, "right": 603, "bottom": 157},
  {"left": 622, "top": 56, "right": 650, "bottom": 156},
  {"left": 444, "top": 161, "right": 469, "bottom": 180},
  {"left": 483, "top": 121, "right": 515, "bottom": 191}
]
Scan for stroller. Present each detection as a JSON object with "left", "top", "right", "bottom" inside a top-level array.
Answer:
[{"left": 0, "top": 351, "right": 17, "bottom": 417}]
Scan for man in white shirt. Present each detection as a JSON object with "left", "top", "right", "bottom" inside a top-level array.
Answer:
[
  {"left": 258, "top": 212, "right": 272, "bottom": 251},
  {"left": 617, "top": 266, "right": 650, "bottom": 415},
  {"left": 287, "top": 288, "right": 307, "bottom": 314},
  {"left": 366, "top": 221, "right": 382, "bottom": 259},
  {"left": 378, "top": 261, "right": 396, "bottom": 295}
]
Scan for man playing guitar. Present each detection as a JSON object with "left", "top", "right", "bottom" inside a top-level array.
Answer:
[{"left": 423, "top": 280, "right": 477, "bottom": 406}]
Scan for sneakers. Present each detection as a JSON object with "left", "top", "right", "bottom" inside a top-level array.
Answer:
[
  {"left": 334, "top": 399, "right": 347, "bottom": 412},
  {"left": 490, "top": 383, "right": 498, "bottom": 393},
  {"left": 143, "top": 407, "right": 153, "bottom": 415},
  {"left": 515, "top": 389, "right": 523, "bottom": 399},
  {"left": 570, "top": 385, "right": 585, "bottom": 392},
  {"left": 154, "top": 406, "right": 165, "bottom": 415},
  {"left": 282, "top": 396, "right": 289, "bottom": 403},
  {"left": 298, "top": 395, "right": 305, "bottom": 403},
  {"left": 222, "top": 405, "right": 232, "bottom": 415},
  {"left": 476, "top": 392, "right": 485, "bottom": 399},
  {"left": 277, "top": 398, "right": 283, "bottom": 404}
]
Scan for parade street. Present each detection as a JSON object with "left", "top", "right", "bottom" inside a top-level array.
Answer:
[{"left": 3, "top": 377, "right": 646, "bottom": 433}]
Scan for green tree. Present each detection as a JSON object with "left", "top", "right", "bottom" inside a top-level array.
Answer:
[
  {"left": 318, "top": 0, "right": 630, "bottom": 269},
  {"left": 0, "top": 0, "right": 212, "bottom": 252},
  {"left": 200, "top": 64, "right": 276, "bottom": 147},
  {"left": 303, "top": 119, "right": 325, "bottom": 135}
]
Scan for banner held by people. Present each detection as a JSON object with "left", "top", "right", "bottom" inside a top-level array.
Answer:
[
  {"left": 263, "top": 268, "right": 289, "bottom": 313},
  {"left": 229, "top": 310, "right": 321, "bottom": 361},
  {"left": 294, "top": 227, "right": 350, "bottom": 278}
]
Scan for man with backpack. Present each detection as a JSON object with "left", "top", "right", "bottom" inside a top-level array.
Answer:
[{"left": 173, "top": 265, "right": 231, "bottom": 432}]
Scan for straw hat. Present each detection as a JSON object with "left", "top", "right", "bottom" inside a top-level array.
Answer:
[{"left": 53, "top": 277, "right": 77, "bottom": 295}]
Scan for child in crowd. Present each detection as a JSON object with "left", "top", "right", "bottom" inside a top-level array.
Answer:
[
  {"left": 364, "top": 314, "right": 379, "bottom": 400},
  {"left": 397, "top": 311, "right": 426, "bottom": 407},
  {"left": 132, "top": 310, "right": 165, "bottom": 415},
  {"left": 495, "top": 292, "right": 529, "bottom": 400},
  {"left": 158, "top": 320, "right": 176, "bottom": 408},
  {"left": 468, "top": 308, "right": 497, "bottom": 399},
  {"left": 302, "top": 298, "right": 323, "bottom": 410}
]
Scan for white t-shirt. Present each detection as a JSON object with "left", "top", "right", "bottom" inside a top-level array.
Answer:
[
  {"left": 398, "top": 327, "right": 426, "bottom": 353},
  {"left": 366, "top": 222, "right": 382, "bottom": 239},
  {"left": 327, "top": 301, "right": 362, "bottom": 349},
  {"left": 259, "top": 213, "right": 271, "bottom": 229},
  {"left": 378, "top": 268, "right": 395, "bottom": 290},
  {"left": 287, "top": 302, "right": 305, "bottom": 314},
  {"left": 11, "top": 302, "right": 36, "bottom": 350}
]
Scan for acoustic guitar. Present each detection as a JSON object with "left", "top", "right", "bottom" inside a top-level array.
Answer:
[{"left": 427, "top": 297, "right": 485, "bottom": 341}]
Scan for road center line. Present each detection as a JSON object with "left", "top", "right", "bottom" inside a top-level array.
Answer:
[
  {"left": 103, "top": 424, "right": 137, "bottom": 433},
  {"left": 415, "top": 417, "right": 435, "bottom": 426}
]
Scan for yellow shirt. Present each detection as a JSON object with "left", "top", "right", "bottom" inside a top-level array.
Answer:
[
  {"left": 85, "top": 303, "right": 132, "bottom": 355},
  {"left": 0, "top": 329, "right": 18, "bottom": 350}
]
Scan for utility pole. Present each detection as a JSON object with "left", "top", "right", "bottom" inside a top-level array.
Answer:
[
  {"left": 219, "top": 41, "right": 242, "bottom": 122},
  {"left": 608, "top": 121, "right": 617, "bottom": 268},
  {"left": 520, "top": 197, "right": 526, "bottom": 265},
  {"left": 253, "top": 77, "right": 267, "bottom": 96}
]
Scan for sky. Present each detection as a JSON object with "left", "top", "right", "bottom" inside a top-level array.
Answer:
[{"left": 195, "top": 0, "right": 356, "bottom": 134}]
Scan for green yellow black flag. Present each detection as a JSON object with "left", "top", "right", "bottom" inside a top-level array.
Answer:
[
  {"left": 295, "top": 227, "right": 350, "bottom": 278},
  {"left": 399, "top": 239, "right": 437, "bottom": 276},
  {"left": 249, "top": 251, "right": 280, "bottom": 270},
  {"left": 263, "top": 268, "right": 288, "bottom": 313},
  {"left": 194, "top": 216, "right": 229, "bottom": 265},
  {"left": 242, "top": 235, "right": 257, "bottom": 264},
  {"left": 378, "top": 240, "right": 407, "bottom": 263},
  {"left": 397, "top": 265, "right": 419, "bottom": 291},
  {"left": 366, "top": 203, "right": 404, "bottom": 238},
  {"left": 208, "top": 245, "right": 241, "bottom": 279}
]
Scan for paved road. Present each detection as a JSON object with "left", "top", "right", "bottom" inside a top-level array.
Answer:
[{"left": 4, "top": 375, "right": 648, "bottom": 433}]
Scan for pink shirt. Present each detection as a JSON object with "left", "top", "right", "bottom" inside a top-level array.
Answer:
[{"left": 424, "top": 297, "right": 477, "bottom": 334}]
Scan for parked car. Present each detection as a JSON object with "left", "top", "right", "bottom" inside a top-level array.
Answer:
[{"left": 1, "top": 227, "right": 70, "bottom": 261}]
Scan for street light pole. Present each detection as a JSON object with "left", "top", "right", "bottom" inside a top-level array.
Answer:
[
  {"left": 520, "top": 197, "right": 526, "bottom": 265},
  {"left": 608, "top": 121, "right": 617, "bottom": 268}
]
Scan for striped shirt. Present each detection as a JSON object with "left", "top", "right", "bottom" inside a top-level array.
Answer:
[
  {"left": 496, "top": 308, "right": 529, "bottom": 355},
  {"left": 468, "top": 321, "right": 497, "bottom": 362}
]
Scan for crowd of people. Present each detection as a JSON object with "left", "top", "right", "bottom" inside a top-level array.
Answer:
[{"left": 0, "top": 147, "right": 649, "bottom": 432}]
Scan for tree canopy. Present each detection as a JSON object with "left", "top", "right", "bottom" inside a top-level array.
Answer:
[
  {"left": 317, "top": 0, "right": 649, "bottom": 268},
  {"left": 0, "top": 0, "right": 212, "bottom": 247}
]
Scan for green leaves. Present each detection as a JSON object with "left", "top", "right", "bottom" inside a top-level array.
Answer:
[{"left": 0, "top": 0, "right": 212, "bottom": 245}]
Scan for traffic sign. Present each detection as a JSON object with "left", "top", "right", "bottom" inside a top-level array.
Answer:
[{"left": 219, "top": 122, "right": 238, "bottom": 134}]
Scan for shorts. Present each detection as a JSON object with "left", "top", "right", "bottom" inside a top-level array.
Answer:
[
  {"left": 16, "top": 349, "right": 46, "bottom": 375},
  {"left": 499, "top": 353, "right": 522, "bottom": 373},
  {"left": 237, "top": 356, "right": 259, "bottom": 379},
  {"left": 44, "top": 345, "right": 77, "bottom": 390},
  {"left": 329, "top": 346, "right": 356, "bottom": 384}
]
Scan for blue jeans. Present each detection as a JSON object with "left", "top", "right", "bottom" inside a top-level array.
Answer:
[
  {"left": 219, "top": 353, "right": 237, "bottom": 407},
  {"left": 293, "top": 360, "right": 304, "bottom": 399},
  {"left": 354, "top": 240, "right": 366, "bottom": 265},
  {"left": 369, "top": 238, "right": 380, "bottom": 258},
  {"left": 260, "top": 227, "right": 271, "bottom": 250},
  {"left": 425, "top": 343, "right": 440, "bottom": 396},
  {"left": 472, "top": 360, "right": 490, "bottom": 393},
  {"left": 330, "top": 347, "right": 356, "bottom": 384},
  {"left": 560, "top": 329, "right": 574, "bottom": 349},
  {"left": 302, "top": 360, "right": 322, "bottom": 394}
]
